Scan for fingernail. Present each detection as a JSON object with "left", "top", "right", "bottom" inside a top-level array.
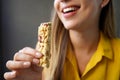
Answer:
[
  {"left": 33, "top": 59, "right": 40, "bottom": 64},
  {"left": 23, "top": 62, "right": 31, "bottom": 67},
  {"left": 10, "top": 71, "right": 16, "bottom": 77},
  {"left": 36, "top": 52, "right": 42, "bottom": 58}
]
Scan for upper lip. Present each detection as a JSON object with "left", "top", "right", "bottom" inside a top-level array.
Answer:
[{"left": 61, "top": 5, "right": 80, "bottom": 13}]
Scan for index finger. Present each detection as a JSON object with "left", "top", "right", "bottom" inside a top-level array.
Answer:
[{"left": 19, "top": 47, "right": 43, "bottom": 58}]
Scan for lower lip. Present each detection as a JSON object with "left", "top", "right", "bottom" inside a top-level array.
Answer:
[{"left": 62, "top": 10, "right": 78, "bottom": 18}]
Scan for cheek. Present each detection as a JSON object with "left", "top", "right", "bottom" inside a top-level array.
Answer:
[
  {"left": 54, "top": 1, "right": 62, "bottom": 20},
  {"left": 82, "top": 1, "right": 100, "bottom": 15},
  {"left": 54, "top": 0, "right": 59, "bottom": 11}
]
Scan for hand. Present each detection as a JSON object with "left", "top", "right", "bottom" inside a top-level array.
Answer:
[{"left": 4, "top": 47, "right": 43, "bottom": 80}]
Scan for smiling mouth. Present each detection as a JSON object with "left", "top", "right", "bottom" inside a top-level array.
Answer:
[{"left": 62, "top": 6, "right": 80, "bottom": 13}]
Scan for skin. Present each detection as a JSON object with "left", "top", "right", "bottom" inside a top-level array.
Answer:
[
  {"left": 54, "top": 0, "right": 109, "bottom": 75},
  {"left": 4, "top": 47, "right": 43, "bottom": 80},
  {"left": 4, "top": 0, "right": 110, "bottom": 79}
]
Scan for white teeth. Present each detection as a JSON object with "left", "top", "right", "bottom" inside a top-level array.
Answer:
[{"left": 63, "top": 7, "right": 76, "bottom": 13}]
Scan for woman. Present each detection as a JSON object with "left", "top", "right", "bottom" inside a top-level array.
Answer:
[{"left": 4, "top": 0, "right": 120, "bottom": 80}]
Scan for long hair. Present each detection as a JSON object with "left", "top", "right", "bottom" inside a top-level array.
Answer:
[
  {"left": 50, "top": 13, "right": 69, "bottom": 80},
  {"left": 99, "top": 0, "right": 116, "bottom": 38},
  {"left": 44, "top": 0, "right": 116, "bottom": 80},
  {"left": 43, "top": 12, "right": 69, "bottom": 80}
]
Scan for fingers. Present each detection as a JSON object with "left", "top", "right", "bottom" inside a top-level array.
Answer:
[
  {"left": 13, "top": 47, "right": 42, "bottom": 65},
  {"left": 4, "top": 71, "right": 16, "bottom": 80},
  {"left": 6, "top": 47, "right": 42, "bottom": 71},
  {"left": 14, "top": 52, "right": 34, "bottom": 62},
  {"left": 4, "top": 47, "right": 43, "bottom": 80},
  {"left": 21, "top": 47, "right": 43, "bottom": 58},
  {"left": 13, "top": 47, "right": 43, "bottom": 63},
  {"left": 6, "top": 60, "right": 31, "bottom": 70},
  {"left": 14, "top": 47, "right": 42, "bottom": 61}
]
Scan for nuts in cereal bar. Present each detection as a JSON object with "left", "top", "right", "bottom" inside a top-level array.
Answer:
[{"left": 36, "top": 22, "right": 51, "bottom": 68}]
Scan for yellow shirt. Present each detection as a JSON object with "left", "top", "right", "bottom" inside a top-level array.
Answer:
[{"left": 61, "top": 33, "right": 120, "bottom": 80}]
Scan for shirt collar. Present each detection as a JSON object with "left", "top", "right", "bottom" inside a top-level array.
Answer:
[
  {"left": 65, "top": 32, "right": 114, "bottom": 77},
  {"left": 66, "top": 32, "right": 113, "bottom": 61},
  {"left": 98, "top": 32, "right": 113, "bottom": 60}
]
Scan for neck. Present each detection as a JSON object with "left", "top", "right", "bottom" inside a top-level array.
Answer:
[{"left": 69, "top": 28, "right": 100, "bottom": 54}]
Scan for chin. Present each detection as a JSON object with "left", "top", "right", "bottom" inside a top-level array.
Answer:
[{"left": 62, "top": 21, "right": 80, "bottom": 30}]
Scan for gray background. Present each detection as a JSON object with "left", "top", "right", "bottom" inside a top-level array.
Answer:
[
  {"left": 1, "top": 0, "right": 120, "bottom": 79},
  {"left": 1, "top": 0, "right": 53, "bottom": 79}
]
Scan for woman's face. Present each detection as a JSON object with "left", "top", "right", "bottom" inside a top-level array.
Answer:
[{"left": 54, "top": 0, "right": 106, "bottom": 30}]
